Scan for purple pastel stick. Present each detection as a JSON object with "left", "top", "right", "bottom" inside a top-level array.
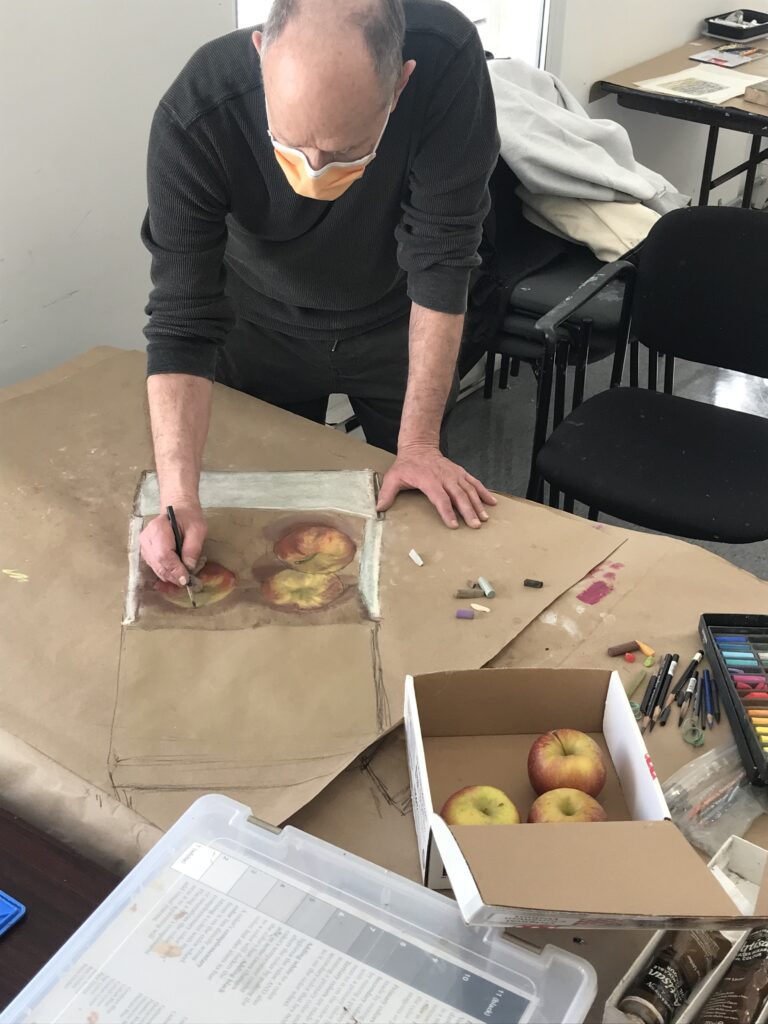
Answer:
[{"left": 456, "top": 608, "right": 475, "bottom": 620}]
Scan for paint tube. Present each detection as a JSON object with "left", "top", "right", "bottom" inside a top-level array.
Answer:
[
  {"left": 695, "top": 928, "right": 768, "bottom": 1024},
  {"left": 618, "top": 931, "right": 731, "bottom": 1024}
]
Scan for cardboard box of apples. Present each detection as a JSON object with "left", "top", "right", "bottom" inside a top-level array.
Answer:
[{"left": 404, "top": 668, "right": 755, "bottom": 931}]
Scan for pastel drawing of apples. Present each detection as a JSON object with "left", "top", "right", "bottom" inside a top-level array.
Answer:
[
  {"left": 261, "top": 569, "right": 344, "bottom": 612},
  {"left": 155, "top": 562, "right": 236, "bottom": 609},
  {"left": 274, "top": 525, "right": 356, "bottom": 575}
]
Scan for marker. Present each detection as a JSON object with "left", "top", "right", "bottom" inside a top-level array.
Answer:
[{"left": 675, "top": 652, "right": 704, "bottom": 706}]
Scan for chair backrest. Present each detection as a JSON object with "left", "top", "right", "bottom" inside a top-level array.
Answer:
[{"left": 632, "top": 205, "right": 768, "bottom": 378}]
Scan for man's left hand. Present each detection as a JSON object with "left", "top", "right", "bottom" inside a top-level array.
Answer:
[{"left": 376, "top": 444, "right": 497, "bottom": 528}]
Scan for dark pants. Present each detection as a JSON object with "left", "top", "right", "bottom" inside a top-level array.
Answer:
[{"left": 216, "top": 314, "right": 458, "bottom": 454}]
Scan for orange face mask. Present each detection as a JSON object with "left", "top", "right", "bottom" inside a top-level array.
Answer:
[{"left": 268, "top": 110, "right": 390, "bottom": 202}]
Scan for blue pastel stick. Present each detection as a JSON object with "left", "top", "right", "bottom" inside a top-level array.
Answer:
[{"left": 716, "top": 635, "right": 748, "bottom": 643}]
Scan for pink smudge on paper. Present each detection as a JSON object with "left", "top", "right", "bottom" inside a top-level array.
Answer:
[
  {"left": 577, "top": 579, "right": 614, "bottom": 605},
  {"left": 577, "top": 561, "right": 624, "bottom": 605}
]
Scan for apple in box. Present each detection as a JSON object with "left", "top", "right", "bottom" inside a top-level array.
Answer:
[
  {"left": 441, "top": 786, "right": 520, "bottom": 826},
  {"left": 527, "top": 728, "right": 607, "bottom": 797},
  {"left": 528, "top": 788, "right": 607, "bottom": 823}
]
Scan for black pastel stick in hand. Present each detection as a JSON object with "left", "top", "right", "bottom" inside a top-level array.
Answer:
[{"left": 166, "top": 505, "right": 197, "bottom": 608}]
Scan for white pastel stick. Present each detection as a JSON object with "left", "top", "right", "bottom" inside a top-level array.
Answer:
[
  {"left": 471, "top": 603, "right": 491, "bottom": 614},
  {"left": 408, "top": 549, "right": 424, "bottom": 567}
]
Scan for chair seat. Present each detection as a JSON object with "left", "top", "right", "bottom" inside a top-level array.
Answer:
[
  {"left": 536, "top": 388, "right": 768, "bottom": 542},
  {"left": 511, "top": 249, "right": 626, "bottom": 333}
]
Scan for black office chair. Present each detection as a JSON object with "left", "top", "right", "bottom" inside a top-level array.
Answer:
[
  {"left": 530, "top": 205, "right": 768, "bottom": 543},
  {"left": 459, "top": 159, "right": 628, "bottom": 487}
]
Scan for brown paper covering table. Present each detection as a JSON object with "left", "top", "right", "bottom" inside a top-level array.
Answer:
[
  {"left": 594, "top": 37, "right": 768, "bottom": 205},
  {"left": 3, "top": 347, "right": 768, "bottom": 1016}
]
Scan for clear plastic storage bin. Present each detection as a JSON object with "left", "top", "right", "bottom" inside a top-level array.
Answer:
[{"left": 1, "top": 795, "right": 597, "bottom": 1024}]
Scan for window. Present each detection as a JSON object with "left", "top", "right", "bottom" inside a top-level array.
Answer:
[{"left": 236, "top": 1, "right": 550, "bottom": 68}]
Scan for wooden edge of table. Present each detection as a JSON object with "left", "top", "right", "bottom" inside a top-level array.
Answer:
[{"left": 591, "top": 36, "right": 768, "bottom": 120}]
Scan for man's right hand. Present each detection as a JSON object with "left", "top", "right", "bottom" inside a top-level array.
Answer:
[{"left": 140, "top": 502, "right": 208, "bottom": 585}]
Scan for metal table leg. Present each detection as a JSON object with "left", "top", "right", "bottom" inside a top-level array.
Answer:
[{"left": 699, "top": 126, "right": 720, "bottom": 206}]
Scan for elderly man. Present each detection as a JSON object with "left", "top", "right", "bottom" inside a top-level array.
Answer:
[{"left": 141, "top": 0, "right": 499, "bottom": 585}]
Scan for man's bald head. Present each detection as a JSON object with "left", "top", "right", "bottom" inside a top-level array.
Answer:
[
  {"left": 254, "top": 0, "right": 415, "bottom": 172},
  {"left": 262, "top": 0, "right": 406, "bottom": 94}
]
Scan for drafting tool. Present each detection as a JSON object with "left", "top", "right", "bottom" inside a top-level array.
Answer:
[{"left": 166, "top": 505, "right": 197, "bottom": 608}]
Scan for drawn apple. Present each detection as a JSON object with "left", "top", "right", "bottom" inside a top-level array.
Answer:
[
  {"left": 155, "top": 562, "right": 236, "bottom": 609},
  {"left": 274, "top": 524, "right": 356, "bottom": 574},
  {"left": 261, "top": 569, "right": 344, "bottom": 611}
]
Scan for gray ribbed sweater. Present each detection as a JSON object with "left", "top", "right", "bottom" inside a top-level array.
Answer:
[{"left": 142, "top": 0, "right": 499, "bottom": 379}]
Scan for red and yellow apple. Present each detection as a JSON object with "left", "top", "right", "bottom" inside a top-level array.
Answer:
[
  {"left": 528, "top": 788, "right": 607, "bottom": 823},
  {"left": 527, "top": 728, "right": 607, "bottom": 797},
  {"left": 155, "top": 562, "right": 236, "bottom": 609},
  {"left": 274, "top": 525, "right": 356, "bottom": 574},
  {"left": 440, "top": 786, "right": 520, "bottom": 826},
  {"left": 261, "top": 569, "right": 344, "bottom": 611}
]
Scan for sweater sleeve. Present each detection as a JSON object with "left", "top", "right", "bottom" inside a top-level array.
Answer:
[
  {"left": 395, "top": 29, "right": 500, "bottom": 316},
  {"left": 142, "top": 103, "right": 233, "bottom": 379}
]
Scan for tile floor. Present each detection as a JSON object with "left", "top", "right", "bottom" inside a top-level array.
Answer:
[{"left": 444, "top": 351, "right": 768, "bottom": 581}]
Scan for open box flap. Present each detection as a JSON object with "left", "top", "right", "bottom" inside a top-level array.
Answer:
[{"left": 441, "top": 820, "right": 741, "bottom": 920}]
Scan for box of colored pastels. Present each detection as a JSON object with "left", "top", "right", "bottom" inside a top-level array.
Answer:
[{"left": 700, "top": 614, "right": 768, "bottom": 785}]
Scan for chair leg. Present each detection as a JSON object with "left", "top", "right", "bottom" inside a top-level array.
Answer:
[
  {"left": 648, "top": 349, "right": 658, "bottom": 392},
  {"left": 553, "top": 340, "right": 568, "bottom": 429},
  {"left": 484, "top": 351, "right": 495, "bottom": 399},
  {"left": 562, "top": 494, "right": 575, "bottom": 515},
  {"left": 588, "top": 507, "right": 600, "bottom": 522},
  {"left": 572, "top": 319, "right": 592, "bottom": 411},
  {"left": 526, "top": 347, "right": 556, "bottom": 501},
  {"left": 510, "top": 357, "right": 521, "bottom": 378},
  {"left": 664, "top": 354, "right": 675, "bottom": 394},
  {"left": 527, "top": 467, "right": 545, "bottom": 504},
  {"left": 499, "top": 354, "right": 510, "bottom": 390},
  {"left": 629, "top": 340, "right": 639, "bottom": 388}
]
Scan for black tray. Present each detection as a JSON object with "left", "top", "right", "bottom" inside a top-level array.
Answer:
[{"left": 705, "top": 9, "right": 768, "bottom": 41}]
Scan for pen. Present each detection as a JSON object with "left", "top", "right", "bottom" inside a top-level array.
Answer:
[{"left": 166, "top": 505, "right": 197, "bottom": 608}]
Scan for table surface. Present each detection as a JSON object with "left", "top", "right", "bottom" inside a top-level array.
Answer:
[
  {"left": 595, "top": 36, "right": 768, "bottom": 121},
  {"left": 0, "top": 808, "right": 119, "bottom": 1010}
]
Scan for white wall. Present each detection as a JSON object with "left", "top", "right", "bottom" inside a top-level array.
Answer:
[
  {"left": 0, "top": 1, "right": 236, "bottom": 388},
  {"left": 545, "top": 0, "right": 767, "bottom": 203}
]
